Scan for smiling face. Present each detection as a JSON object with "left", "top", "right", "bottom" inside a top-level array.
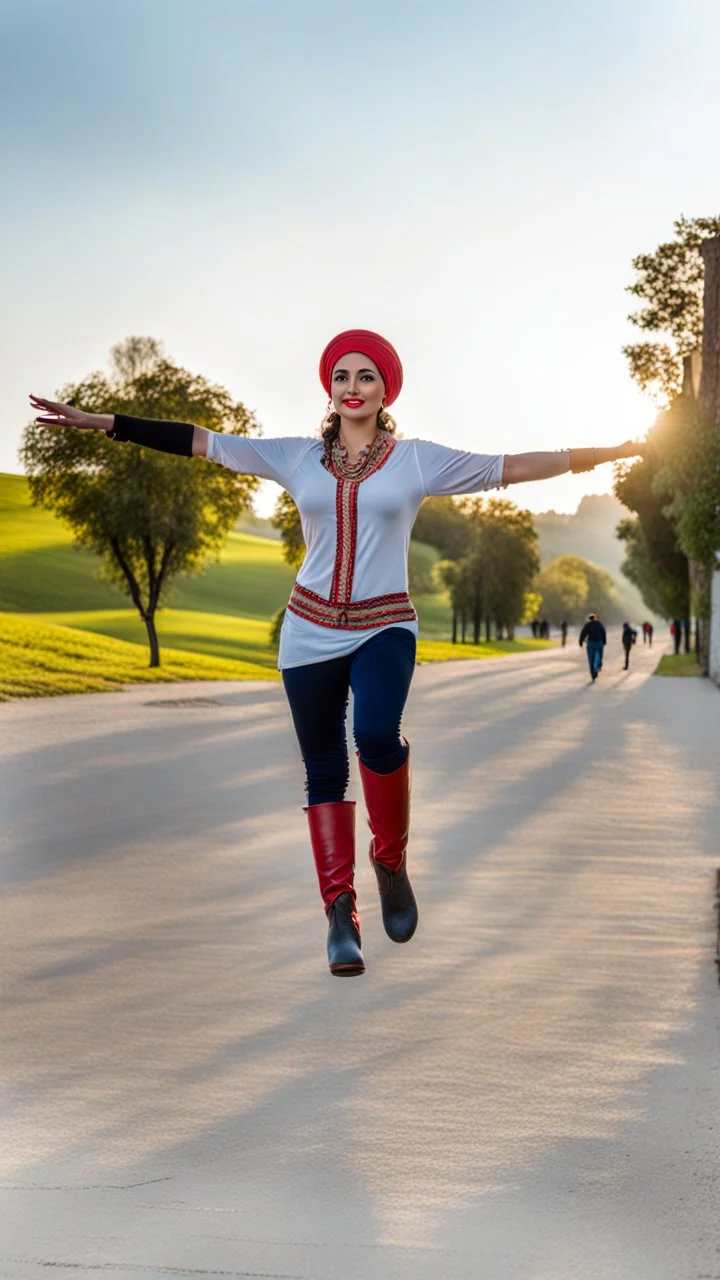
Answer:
[{"left": 330, "top": 351, "right": 386, "bottom": 425}]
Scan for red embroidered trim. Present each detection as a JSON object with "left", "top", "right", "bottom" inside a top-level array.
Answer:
[
  {"left": 327, "top": 439, "right": 395, "bottom": 607},
  {"left": 287, "top": 583, "right": 417, "bottom": 631}
]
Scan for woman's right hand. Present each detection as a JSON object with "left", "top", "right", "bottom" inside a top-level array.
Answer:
[{"left": 29, "top": 395, "right": 112, "bottom": 432}]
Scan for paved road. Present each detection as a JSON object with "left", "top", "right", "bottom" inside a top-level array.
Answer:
[{"left": 1, "top": 636, "right": 719, "bottom": 1280}]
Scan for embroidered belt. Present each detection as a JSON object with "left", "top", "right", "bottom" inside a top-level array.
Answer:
[{"left": 287, "top": 583, "right": 418, "bottom": 631}]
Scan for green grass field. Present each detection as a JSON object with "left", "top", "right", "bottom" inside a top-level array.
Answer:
[
  {"left": 0, "top": 471, "right": 550, "bottom": 699},
  {"left": 0, "top": 613, "right": 279, "bottom": 700},
  {"left": 654, "top": 651, "right": 703, "bottom": 677}
]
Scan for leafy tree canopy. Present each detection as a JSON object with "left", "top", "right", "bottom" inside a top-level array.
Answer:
[
  {"left": 271, "top": 489, "right": 306, "bottom": 570},
  {"left": 20, "top": 337, "right": 260, "bottom": 666},
  {"left": 442, "top": 497, "right": 540, "bottom": 640},
  {"left": 614, "top": 451, "right": 690, "bottom": 620},
  {"left": 534, "top": 555, "right": 622, "bottom": 625},
  {"left": 623, "top": 215, "right": 720, "bottom": 403},
  {"left": 410, "top": 495, "right": 472, "bottom": 560},
  {"left": 651, "top": 396, "right": 720, "bottom": 577}
]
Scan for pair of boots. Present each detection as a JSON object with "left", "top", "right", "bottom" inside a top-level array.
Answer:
[{"left": 304, "top": 742, "right": 418, "bottom": 976}]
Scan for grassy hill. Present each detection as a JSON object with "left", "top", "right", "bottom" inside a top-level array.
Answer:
[
  {"left": 0, "top": 473, "right": 297, "bottom": 616},
  {"left": 0, "top": 472, "right": 552, "bottom": 699},
  {"left": 0, "top": 472, "right": 457, "bottom": 634},
  {"left": 0, "top": 613, "right": 279, "bottom": 699}
]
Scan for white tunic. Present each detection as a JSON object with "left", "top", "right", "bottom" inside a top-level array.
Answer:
[{"left": 206, "top": 431, "right": 504, "bottom": 670}]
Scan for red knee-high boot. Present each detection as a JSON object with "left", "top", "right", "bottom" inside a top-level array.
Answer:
[
  {"left": 357, "top": 742, "right": 418, "bottom": 944},
  {"left": 304, "top": 801, "right": 365, "bottom": 977}
]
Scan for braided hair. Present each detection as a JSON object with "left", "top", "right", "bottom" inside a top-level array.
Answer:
[{"left": 319, "top": 405, "right": 397, "bottom": 466}]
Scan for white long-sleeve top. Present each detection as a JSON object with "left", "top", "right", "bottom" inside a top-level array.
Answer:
[{"left": 206, "top": 431, "right": 504, "bottom": 669}]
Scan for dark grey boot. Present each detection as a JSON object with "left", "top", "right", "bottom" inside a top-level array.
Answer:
[
  {"left": 370, "top": 859, "right": 418, "bottom": 944},
  {"left": 326, "top": 892, "right": 365, "bottom": 976}
]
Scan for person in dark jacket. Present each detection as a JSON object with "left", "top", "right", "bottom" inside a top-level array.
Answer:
[
  {"left": 621, "top": 621, "right": 636, "bottom": 670},
  {"left": 560, "top": 619, "right": 568, "bottom": 647},
  {"left": 579, "top": 613, "right": 607, "bottom": 681}
]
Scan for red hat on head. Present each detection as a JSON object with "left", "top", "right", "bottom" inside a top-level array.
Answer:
[{"left": 319, "top": 329, "right": 403, "bottom": 406}]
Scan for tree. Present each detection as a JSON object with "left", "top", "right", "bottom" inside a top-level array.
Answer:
[
  {"left": 533, "top": 559, "right": 588, "bottom": 623},
  {"left": 521, "top": 591, "right": 543, "bottom": 625},
  {"left": 434, "top": 559, "right": 463, "bottom": 642},
  {"left": 271, "top": 490, "right": 306, "bottom": 569},
  {"left": 407, "top": 540, "right": 441, "bottom": 595},
  {"left": 20, "top": 338, "right": 260, "bottom": 667},
  {"left": 479, "top": 500, "right": 540, "bottom": 640},
  {"left": 449, "top": 498, "right": 540, "bottom": 642},
  {"left": 652, "top": 396, "right": 720, "bottom": 619},
  {"left": 620, "top": 217, "right": 720, "bottom": 665},
  {"left": 411, "top": 495, "right": 472, "bottom": 560},
  {"left": 623, "top": 215, "right": 720, "bottom": 403},
  {"left": 614, "top": 450, "right": 691, "bottom": 624},
  {"left": 534, "top": 555, "right": 623, "bottom": 625}
]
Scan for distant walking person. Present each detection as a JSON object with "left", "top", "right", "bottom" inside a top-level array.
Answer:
[
  {"left": 646, "top": 621, "right": 653, "bottom": 647},
  {"left": 560, "top": 619, "right": 568, "bottom": 647},
  {"left": 579, "top": 612, "right": 606, "bottom": 681},
  {"left": 621, "top": 621, "right": 636, "bottom": 671}
]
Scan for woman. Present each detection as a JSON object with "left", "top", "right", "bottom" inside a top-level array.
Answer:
[{"left": 30, "top": 329, "right": 642, "bottom": 977}]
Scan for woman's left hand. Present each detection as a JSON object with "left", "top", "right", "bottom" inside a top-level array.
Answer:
[{"left": 613, "top": 439, "right": 646, "bottom": 461}]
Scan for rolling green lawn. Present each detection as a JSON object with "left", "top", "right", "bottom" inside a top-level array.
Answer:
[
  {"left": 0, "top": 613, "right": 279, "bottom": 700},
  {"left": 654, "top": 651, "right": 703, "bottom": 677},
  {"left": 0, "top": 471, "right": 550, "bottom": 699},
  {"left": 29, "top": 608, "right": 281, "bottom": 668}
]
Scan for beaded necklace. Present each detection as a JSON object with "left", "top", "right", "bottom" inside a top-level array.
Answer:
[{"left": 323, "top": 429, "right": 394, "bottom": 482}]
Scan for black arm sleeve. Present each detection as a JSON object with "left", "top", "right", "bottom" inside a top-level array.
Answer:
[
  {"left": 578, "top": 623, "right": 588, "bottom": 645},
  {"left": 106, "top": 414, "right": 195, "bottom": 457}
]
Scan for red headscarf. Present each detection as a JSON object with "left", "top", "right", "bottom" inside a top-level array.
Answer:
[{"left": 319, "top": 329, "right": 403, "bottom": 406}]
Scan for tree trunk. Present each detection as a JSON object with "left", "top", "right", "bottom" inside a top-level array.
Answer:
[
  {"left": 452, "top": 609, "right": 457, "bottom": 645},
  {"left": 144, "top": 612, "right": 161, "bottom": 668},
  {"left": 689, "top": 559, "right": 710, "bottom": 674},
  {"left": 700, "top": 238, "right": 720, "bottom": 422},
  {"left": 485, "top": 617, "right": 491, "bottom": 643},
  {"left": 461, "top": 613, "right": 467, "bottom": 644},
  {"left": 699, "top": 237, "right": 720, "bottom": 680}
]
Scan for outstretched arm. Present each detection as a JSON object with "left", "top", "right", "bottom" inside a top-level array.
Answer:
[
  {"left": 30, "top": 397, "right": 210, "bottom": 456},
  {"left": 502, "top": 442, "right": 643, "bottom": 485}
]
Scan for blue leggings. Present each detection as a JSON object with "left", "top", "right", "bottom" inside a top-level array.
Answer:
[{"left": 282, "top": 627, "right": 417, "bottom": 805}]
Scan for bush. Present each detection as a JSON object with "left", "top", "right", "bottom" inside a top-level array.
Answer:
[
  {"left": 269, "top": 606, "right": 286, "bottom": 647},
  {"left": 408, "top": 539, "right": 440, "bottom": 595}
]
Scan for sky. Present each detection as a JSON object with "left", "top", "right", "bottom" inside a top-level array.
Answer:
[{"left": 2, "top": 0, "right": 720, "bottom": 518}]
